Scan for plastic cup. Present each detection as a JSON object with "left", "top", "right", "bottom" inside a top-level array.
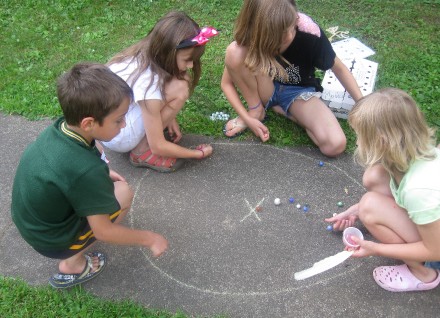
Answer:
[{"left": 343, "top": 227, "right": 364, "bottom": 248}]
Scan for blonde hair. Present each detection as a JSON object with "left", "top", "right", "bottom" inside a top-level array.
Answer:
[
  {"left": 234, "top": 0, "right": 297, "bottom": 79},
  {"left": 348, "top": 88, "right": 437, "bottom": 175},
  {"left": 108, "top": 11, "right": 204, "bottom": 97}
]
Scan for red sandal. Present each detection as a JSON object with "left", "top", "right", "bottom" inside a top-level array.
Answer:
[{"left": 129, "top": 149, "right": 184, "bottom": 172}]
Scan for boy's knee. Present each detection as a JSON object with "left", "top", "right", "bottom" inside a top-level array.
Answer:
[
  {"left": 126, "top": 184, "right": 134, "bottom": 202},
  {"left": 124, "top": 184, "right": 134, "bottom": 209},
  {"left": 115, "top": 181, "right": 134, "bottom": 211}
]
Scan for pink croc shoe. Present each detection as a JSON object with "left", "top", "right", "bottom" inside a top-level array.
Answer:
[{"left": 373, "top": 264, "right": 440, "bottom": 292}]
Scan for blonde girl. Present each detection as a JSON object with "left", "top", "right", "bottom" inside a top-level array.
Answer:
[
  {"left": 221, "top": 0, "right": 362, "bottom": 157},
  {"left": 102, "top": 11, "right": 218, "bottom": 172},
  {"left": 326, "top": 88, "right": 440, "bottom": 292}
]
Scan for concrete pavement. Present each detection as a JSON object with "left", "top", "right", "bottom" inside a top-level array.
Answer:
[{"left": 1, "top": 113, "right": 439, "bottom": 317}]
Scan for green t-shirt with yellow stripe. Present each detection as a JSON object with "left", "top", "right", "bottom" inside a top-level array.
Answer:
[{"left": 11, "top": 117, "right": 120, "bottom": 251}]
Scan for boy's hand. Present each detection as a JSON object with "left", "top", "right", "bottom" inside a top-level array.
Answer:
[
  {"left": 148, "top": 232, "right": 169, "bottom": 257},
  {"left": 109, "top": 169, "right": 126, "bottom": 182}
]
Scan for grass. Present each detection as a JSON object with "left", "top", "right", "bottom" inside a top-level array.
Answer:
[
  {"left": 0, "top": 276, "right": 192, "bottom": 318},
  {"left": 1, "top": 0, "right": 439, "bottom": 316},
  {"left": 1, "top": 0, "right": 439, "bottom": 149}
]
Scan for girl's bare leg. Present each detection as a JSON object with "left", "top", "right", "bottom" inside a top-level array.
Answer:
[
  {"left": 362, "top": 164, "right": 393, "bottom": 197},
  {"left": 288, "top": 97, "right": 346, "bottom": 157},
  {"left": 131, "top": 77, "right": 190, "bottom": 154},
  {"left": 223, "top": 44, "right": 273, "bottom": 136},
  {"left": 358, "top": 192, "right": 437, "bottom": 282},
  {"left": 161, "top": 77, "right": 191, "bottom": 127}
]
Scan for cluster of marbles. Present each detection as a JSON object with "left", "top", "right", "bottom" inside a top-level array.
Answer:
[
  {"left": 273, "top": 197, "right": 310, "bottom": 213},
  {"left": 209, "top": 112, "right": 230, "bottom": 121},
  {"left": 269, "top": 163, "right": 346, "bottom": 231}
]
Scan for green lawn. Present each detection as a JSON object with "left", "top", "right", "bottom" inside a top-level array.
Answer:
[
  {"left": 1, "top": 0, "right": 439, "bottom": 316},
  {"left": 0, "top": 276, "right": 192, "bottom": 318},
  {"left": 1, "top": 0, "right": 439, "bottom": 149}
]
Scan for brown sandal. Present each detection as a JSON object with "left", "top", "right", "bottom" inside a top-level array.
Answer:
[{"left": 129, "top": 149, "right": 184, "bottom": 172}]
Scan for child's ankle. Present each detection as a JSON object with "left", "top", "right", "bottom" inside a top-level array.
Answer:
[
  {"left": 131, "top": 146, "right": 150, "bottom": 156},
  {"left": 248, "top": 108, "right": 265, "bottom": 121}
]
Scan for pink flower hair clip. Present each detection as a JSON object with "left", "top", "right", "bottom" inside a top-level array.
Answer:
[{"left": 176, "top": 27, "right": 219, "bottom": 49}]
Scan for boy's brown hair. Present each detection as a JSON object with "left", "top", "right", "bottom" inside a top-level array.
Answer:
[{"left": 57, "top": 62, "right": 133, "bottom": 126}]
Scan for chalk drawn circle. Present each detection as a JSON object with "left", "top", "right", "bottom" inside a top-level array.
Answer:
[{"left": 129, "top": 142, "right": 366, "bottom": 296}]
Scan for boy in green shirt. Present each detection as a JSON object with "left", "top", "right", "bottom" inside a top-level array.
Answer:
[{"left": 11, "top": 63, "right": 168, "bottom": 288}]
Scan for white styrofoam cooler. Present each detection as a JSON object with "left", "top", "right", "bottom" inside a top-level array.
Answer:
[{"left": 321, "top": 38, "right": 378, "bottom": 119}]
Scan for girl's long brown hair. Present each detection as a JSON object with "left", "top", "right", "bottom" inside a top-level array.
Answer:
[
  {"left": 234, "top": 0, "right": 297, "bottom": 79},
  {"left": 108, "top": 11, "right": 204, "bottom": 98}
]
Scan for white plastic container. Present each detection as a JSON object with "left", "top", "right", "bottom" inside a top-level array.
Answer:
[{"left": 342, "top": 227, "right": 364, "bottom": 248}]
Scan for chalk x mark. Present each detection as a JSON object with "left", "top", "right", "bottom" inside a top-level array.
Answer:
[
  {"left": 240, "top": 198, "right": 265, "bottom": 222},
  {"left": 128, "top": 142, "right": 366, "bottom": 296}
]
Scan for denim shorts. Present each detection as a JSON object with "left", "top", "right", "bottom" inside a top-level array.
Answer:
[
  {"left": 425, "top": 261, "right": 440, "bottom": 269},
  {"left": 265, "top": 82, "right": 322, "bottom": 114}
]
